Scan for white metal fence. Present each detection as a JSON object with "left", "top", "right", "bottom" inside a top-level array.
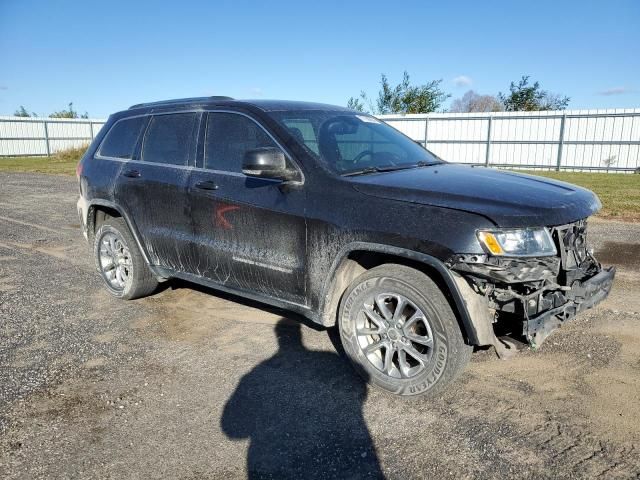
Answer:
[
  {"left": 379, "top": 108, "right": 640, "bottom": 172},
  {"left": 0, "top": 116, "right": 106, "bottom": 157},
  {"left": 1, "top": 109, "right": 639, "bottom": 171}
]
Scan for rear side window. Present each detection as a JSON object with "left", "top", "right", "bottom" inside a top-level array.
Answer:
[
  {"left": 205, "top": 113, "right": 277, "bottom": 172},
  {"left": 99, "top": 116, "right": 146, "bottom": 159},
  {"left": 142, "top": 113, "right": 198, "bottom": 166}
]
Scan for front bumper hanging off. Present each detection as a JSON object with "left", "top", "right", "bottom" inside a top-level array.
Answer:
[
  {"left": 448, "top": 219, "right": 615, "bottom": 352},
  {"left": 524, "top": 265, "right": 615, "bottom": 347}
]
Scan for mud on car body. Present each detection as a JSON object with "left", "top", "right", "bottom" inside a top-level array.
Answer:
[{"left": 77, "top": 97, "right": 615, "bottom": 396}]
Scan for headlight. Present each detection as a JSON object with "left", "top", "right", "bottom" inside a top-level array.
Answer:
[{"left": 477, "top": 228, "right": 557, "bottom": 257}]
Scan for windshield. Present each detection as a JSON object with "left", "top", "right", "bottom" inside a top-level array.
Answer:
[{"left": 267, "top": 110, "right": 442, "bottom": 175}]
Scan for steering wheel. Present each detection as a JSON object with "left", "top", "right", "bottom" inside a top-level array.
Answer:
[{"left": 353, "top": 150, "right": 375, "bottom": 164}]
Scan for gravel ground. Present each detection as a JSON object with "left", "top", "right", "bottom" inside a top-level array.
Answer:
[{"left": 0, "top": 172, "right": 639, "bottom": 479}]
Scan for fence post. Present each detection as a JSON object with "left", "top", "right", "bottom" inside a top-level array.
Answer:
[
  {"left": 485, "top": 116, "right": 493, "bottom": 167},
  {"left": 423, "top": 116, "right": 429, "bottom": 148},
  {"left": 89, "top": 121, "right": 94, "bottom": 140},
  {"left": 43, "top": 120, "right": 51, "bottom": 157},
  {"left": 556, "top": 114, "right": 566, "bottom": 171}
]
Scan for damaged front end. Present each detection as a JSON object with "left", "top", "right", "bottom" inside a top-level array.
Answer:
[{"left": 448, "top": 220, "right": 615, "bottom": 353}]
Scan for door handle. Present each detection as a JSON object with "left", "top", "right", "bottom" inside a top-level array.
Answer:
[
  {"left": 195, "top": 180, "right": 219, "bottom": 190},
  {"left": 122, "top": 169, "right": 141, "bottom": 178}
]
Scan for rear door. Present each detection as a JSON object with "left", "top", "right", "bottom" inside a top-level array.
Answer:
[
  {"left": 189, "top": 111, "right": 307, "bottom": 305},
  {"left": 114, "top": 111, "right": 201, "bottom": 272}
]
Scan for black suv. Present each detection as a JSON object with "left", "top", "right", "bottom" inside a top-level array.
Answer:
[{"left": 77, "top": 97, "right": 615, "bottom": 396}]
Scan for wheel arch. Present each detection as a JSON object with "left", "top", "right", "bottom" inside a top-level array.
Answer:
[
  {"left": 87, "top": 200, "right": 152, "bottom": 267},
  {"left": 318, "top": 242, "right": 481, "bottom": 345}
]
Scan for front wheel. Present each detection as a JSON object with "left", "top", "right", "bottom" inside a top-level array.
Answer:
[{"left": 338, "top": 264, "right": 472, "bottom": 397}]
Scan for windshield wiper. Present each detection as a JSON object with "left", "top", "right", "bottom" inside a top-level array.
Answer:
[
  {"left": 342, "top": 166, "right": 385, "bottom": 177},
  {"left": 342, "top": 161, "right": 441, "bottom": 177}
]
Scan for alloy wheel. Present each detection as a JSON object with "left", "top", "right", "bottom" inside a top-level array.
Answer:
[
  {"left": 355, "top": 293, "right": 435, "bottom": 379},
  {"left": 98, "top": 232, "right": 132, "bottom": 291}
]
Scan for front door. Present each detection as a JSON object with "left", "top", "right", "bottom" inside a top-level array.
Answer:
[{"left": 189, "top": 111, "right": 307, "bottom": 305}]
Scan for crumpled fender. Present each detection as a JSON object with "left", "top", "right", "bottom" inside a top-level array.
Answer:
[
  {"left": 319, "top": 242, "right": 490, "bottom": 347},
  {"left": 449, "top": 270, "right": 517, "bottom": 358}
]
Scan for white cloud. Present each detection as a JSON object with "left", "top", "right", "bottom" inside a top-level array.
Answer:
[
  {"left": 452, "top": 75, "right": 473, "bottom": 88},
  {"left": 250, "top": 87, "right": 264, "bottom": 97},
  {"left": 597, "top": 86, "right": 634, "bottom": 96}
]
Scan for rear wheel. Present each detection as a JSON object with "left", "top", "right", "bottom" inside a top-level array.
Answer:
[
  {"left": 93, "top": 217, "right": 158, "bottom": 300},
  {"left": 338, "top": 264, "right": 472, "bottom": 396}
]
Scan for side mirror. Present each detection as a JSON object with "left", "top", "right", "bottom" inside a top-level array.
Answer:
[{"left": 242, "top": 147, "right": 293, "bottom": 180}]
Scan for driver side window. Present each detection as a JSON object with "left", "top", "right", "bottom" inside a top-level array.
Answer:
[{"left": 205, "top": 113, "right": 278, "bottom": 172}]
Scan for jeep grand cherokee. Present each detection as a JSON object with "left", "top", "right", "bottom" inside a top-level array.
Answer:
[{"left": 77, "top": 97, "right": 615, "bottom": 396}]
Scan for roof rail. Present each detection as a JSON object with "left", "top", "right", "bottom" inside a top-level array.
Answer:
[{"left": 128, "top": 96, "right": 234, "bottom": 110}]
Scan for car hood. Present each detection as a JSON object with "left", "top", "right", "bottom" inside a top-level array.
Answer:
[{"left": 350, "top": 164, "right": 601, "bottom": 228}]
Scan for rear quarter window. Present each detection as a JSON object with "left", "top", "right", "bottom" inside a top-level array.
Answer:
[{"left": 99, "top": 116, "right": 147, "bottom": 159}]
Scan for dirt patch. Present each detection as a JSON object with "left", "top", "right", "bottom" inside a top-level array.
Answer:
[
  {"left": 134, "top": 283, "right": 287, "bottom": 343},
  {"left": 0, "top": 240, "right": 85, "bottom": 268},
  {"left": 595, "top": 241, "right": 640, "bottom": 269},
  {"left": 453, "top": 312, "right": 639, "bottom": 458},
  {"left": 92, "top": 332, "right": 116, "bottom": 343},
  {"left": 582, "top": 314, "right": 640, "bottom": 439},
  {"left": 83, "top": 358, "right": 108, "bottom": 368},
  {"left": 463, "top": 309, "right": 640, "bottom": 443},
  {"left": 0, "top": 276, "right": 19, "bottom": 293}
]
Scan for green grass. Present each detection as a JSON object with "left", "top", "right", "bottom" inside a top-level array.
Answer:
[
  {"left": 1, "top": 152, "right": 638, "bottom": 221},
  {"left": 512, "top": 170, "right": 640, "bottom": 221},
  {"left": 0, "top": 145, "right": 87, "bottom": 175},
  {"left": 0, "top": 155, "right": 78, "bottom": 175}
]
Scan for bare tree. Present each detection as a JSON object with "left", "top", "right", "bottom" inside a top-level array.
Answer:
[
  {"left": 450, "top": 90, "right": 503, "bottom": 113},
  {"left": 602, "top": 155, "right": 617, "bottom": 169}
]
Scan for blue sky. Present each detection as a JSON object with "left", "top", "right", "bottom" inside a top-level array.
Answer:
[{"left": 0, "top": 0, "right": 638, "bottom": 118}]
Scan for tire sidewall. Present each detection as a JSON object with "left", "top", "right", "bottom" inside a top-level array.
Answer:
[
  {"left": 339, "top": 272, "right": 452, "bottom": 396},
  {"left": 93, "top": 224, "right": 134, "bottom": 298}
]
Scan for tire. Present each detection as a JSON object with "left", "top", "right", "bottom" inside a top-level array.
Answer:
[
  {"left": 338, "top": 264, "right": 472, "bottom": 397},
  {"left": 93, "top": 217, "right": 158, "bottom": 300}
]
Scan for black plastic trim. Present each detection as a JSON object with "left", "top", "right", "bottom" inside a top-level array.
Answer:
[{"left": 320, "top": 242, "right": 481, "bottom": 345}]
